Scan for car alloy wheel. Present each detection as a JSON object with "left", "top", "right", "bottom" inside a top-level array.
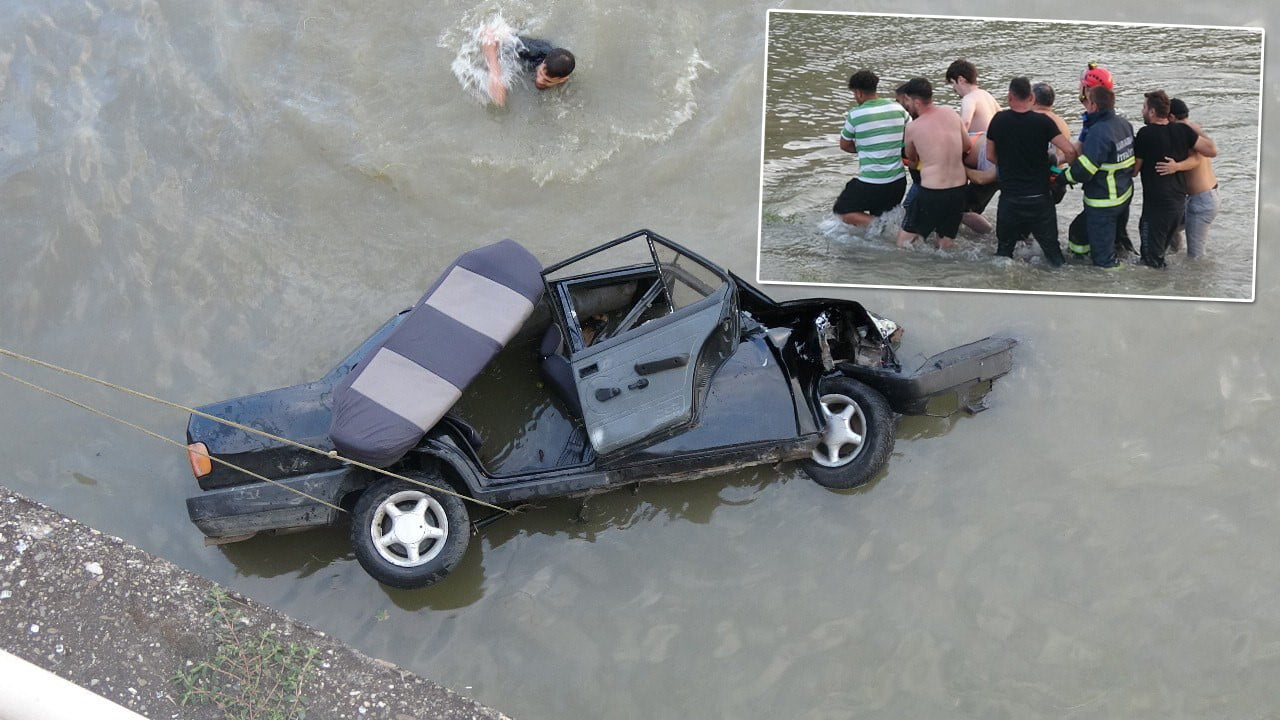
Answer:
[
  {"left": 369, "top": 490, "right": 450, "bottom": 567},
  {"left": 812, "top": 392, "right": 868, "bottom": 467},
  {"left": 352, "top": 476, "right": 470, "bottom": 589},
  {"left": 800, "top": 376, "right": 894, "bottom": 490}
]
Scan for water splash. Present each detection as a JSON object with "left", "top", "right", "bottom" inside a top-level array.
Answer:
[
  {"left": 449, "top": 15, "right": 523, "bottom": 105},
  {"left": 818, "top": 205, "right": 906, "bottom": 247}
]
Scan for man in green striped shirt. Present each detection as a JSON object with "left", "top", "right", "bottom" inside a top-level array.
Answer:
[{"left": 834, "top": 69, "right": 911, "bottom": 226}]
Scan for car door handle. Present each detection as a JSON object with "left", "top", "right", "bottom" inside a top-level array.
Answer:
[
  {"left": 595, "top": 387, "right": 621, "bottom": 402},
  {"left": 635, "top": 354, "right": 689, "bottom": 375},
  {"left": 627, "top": 378, "right": 649, "bottom": 391}
]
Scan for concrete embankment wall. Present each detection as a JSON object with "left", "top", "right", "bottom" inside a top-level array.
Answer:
[{"left": 0, "top": 485, "right": 512, "bottom": 720}]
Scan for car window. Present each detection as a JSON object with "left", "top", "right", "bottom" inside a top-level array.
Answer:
[
  {"left": 545, "top": 232, "right": 730, "bottom": 352},
  {"left": 653, "top": 244, "right": 724, "bottom": 311}
]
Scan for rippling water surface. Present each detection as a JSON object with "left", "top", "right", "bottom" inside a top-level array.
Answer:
[
  {"left": 3, "top": 1, "right": 1280, "bottom": 718},
  {"left": 760, "top": 12, "right": 1262, "bottom": 300}
]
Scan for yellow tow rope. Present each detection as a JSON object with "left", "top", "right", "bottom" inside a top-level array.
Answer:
[{"left": 0, "top": 347, "right": 512, "bottom": 516}]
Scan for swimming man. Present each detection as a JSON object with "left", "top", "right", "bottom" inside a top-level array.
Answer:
[{"left": 482, "top": 33, "right": 575, "bottom": 107}]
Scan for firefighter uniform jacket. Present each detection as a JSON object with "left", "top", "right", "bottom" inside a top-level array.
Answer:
[{"left": 1063, "top": 108, "right": 1135, "bottom": 208}]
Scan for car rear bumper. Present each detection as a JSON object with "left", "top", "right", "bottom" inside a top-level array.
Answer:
[
  {"left": 186, "top": 468, "right": 361, "bottom": 539},
  {"left": 841, "top": 336, "right": 1017, "bottom": 415}
]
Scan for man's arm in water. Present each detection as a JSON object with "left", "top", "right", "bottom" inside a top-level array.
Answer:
[{"left": 481, "top": 34, "right": 507, "bottom": 107}]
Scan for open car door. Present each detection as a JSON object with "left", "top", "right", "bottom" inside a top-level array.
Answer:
[{"left": 543, "top": 231, "right": 738, "bottom": 456}]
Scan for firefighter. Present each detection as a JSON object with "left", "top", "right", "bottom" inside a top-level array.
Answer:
[
  {"left": 1066, "top": 63, "right": 1135, "bottom": 259},
  {"left": 1062, "top": 84, "right": 1135, "bottom": 269}
]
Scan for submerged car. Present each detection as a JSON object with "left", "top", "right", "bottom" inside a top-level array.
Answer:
[{"left": 185, "top": 230, "right": 1015, "bottom": 588}]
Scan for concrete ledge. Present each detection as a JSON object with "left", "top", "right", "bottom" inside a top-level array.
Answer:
[
  {"left": 0, "top": 648, "right": 147, "bottom": 719},
  {"left": 0, "top": 485, "right": 512, "bottom": 720}
]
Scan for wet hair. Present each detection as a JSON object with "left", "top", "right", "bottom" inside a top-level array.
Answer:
[
  {"left": 1144, "top": 90, "right": 1171, "bottom": 118},
  {"left": 1170, "top": 97, "right": 1190, "bottom": 120},
  {"left": 894, "top": 82, "right": 910, "bottom": 98},
  {"left": 544, "top": 48, "right": 575, "bottom": 78},
  {"left": 848, "top": 69, "right": 879, "bottom": 94},
  {"left": 1008, "top": 76, "right": 1032, "bottom": 102},
  {"left": 945, "top": 59, "right": 977, "bottom": 85},
  {"left": 1089, "top": 85, "right": 1115, "bottom": 110},
  {"left": 901, "top": 76, "right": 933, "bottom": 102},
  {"left": 1032, "top": 82, "right": 1055, "bottom": 107}
]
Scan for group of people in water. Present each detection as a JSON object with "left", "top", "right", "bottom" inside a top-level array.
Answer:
[{"left": 834, "top": 60, "right": 1220, "bottom": 269}]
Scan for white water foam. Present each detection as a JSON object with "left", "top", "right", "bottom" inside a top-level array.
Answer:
[
  {"left": 449, "top": 15, "right": 522, "bottom": 105},
  {"left": 818, "top": 205, "right": 907, "bottom": 248}
]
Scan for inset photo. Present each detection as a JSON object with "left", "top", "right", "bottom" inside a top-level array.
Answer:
[{"left": 757, "top": 10, "right": 1263, "bottom": 301}]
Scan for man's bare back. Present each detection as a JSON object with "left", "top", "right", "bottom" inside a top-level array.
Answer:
[
  {"left": 960, "top": 87, "right": 1000, "bottom": 134},
  {"left": 906, "top": 104, "right": 970, "bottom": 190}
]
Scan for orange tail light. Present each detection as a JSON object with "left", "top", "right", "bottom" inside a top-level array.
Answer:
[{"left": 187, "top": 442, "right": 212, "bottom": 478}]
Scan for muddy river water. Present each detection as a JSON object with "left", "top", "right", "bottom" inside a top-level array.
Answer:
[{"left": 3, "top": 0, "right": 1280, "bottom": 718}]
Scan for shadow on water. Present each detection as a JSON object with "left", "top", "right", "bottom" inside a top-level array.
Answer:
[{"left": 216, "top": 525, "right": 351, "bottom": 580}]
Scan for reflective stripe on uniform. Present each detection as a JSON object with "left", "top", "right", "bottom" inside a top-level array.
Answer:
[
  {"left": 1083, "top": 186, "right": 1133, "bottom": 208},
  {"left": 1101, "top": 157, "right": 1135, "bottom": 171},
  {"left": 1068, "top": 241, "right": 1091, "bottom": 254}
]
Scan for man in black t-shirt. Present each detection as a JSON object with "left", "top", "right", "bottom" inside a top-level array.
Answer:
[
  {"left": 985, "top": 77, "right": 1078, "bottom": 266},
  {"left": 1132, "top": 90, "right": 1213, "bottom": 268}
]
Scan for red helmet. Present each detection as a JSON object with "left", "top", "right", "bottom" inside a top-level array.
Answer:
[{"left": 1080, "top": 64, "right": 1113, "bottom": 90}]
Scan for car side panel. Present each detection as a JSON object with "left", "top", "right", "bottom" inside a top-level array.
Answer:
[
  {"left": 617, "top": 335, "right": 802, "bottom": 461},
  {"left": 571, "top": 289, "right": 727, "bottom": 456}
]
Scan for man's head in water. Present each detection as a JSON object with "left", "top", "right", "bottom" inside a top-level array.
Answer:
[
  {"left": 847, "top": 69, "right": 880, "bottom": 105},
  {"left": 535, "top": 48, "right": 575, "bottom": 89},
  {"left": 944, "top": 59, "right": 979, "bottom": 96}
]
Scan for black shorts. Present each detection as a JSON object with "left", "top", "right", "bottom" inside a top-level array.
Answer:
[
  {"left": 965, "top": 180, "right": 999, "bottom": 213},
  {"left": 902, "top": 185, "right": 967, "bottom": 239},
  {"left": 833, "top": 176, "right": 906, "bottom": 217}
]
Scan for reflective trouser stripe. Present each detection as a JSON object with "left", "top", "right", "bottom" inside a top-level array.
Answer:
[{"left": 1069, "top": 241, "right": 1091, "bottom": 254}]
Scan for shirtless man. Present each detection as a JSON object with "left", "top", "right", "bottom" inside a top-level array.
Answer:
[
  {"left": 946, "top": 59, "right": 1000, "bottom": 233},
  {"left": 1162, "top": 98, "right": 1220, "bottom": 258},
  {"left": 895, "top": 77, "right": 972, "bottom": 250},
  {"left": 946, "top": 60, "right": 1001, "bottom": 166},
  {"left": 1032, "top": 82, "right": 1072, "bottom": 155}
]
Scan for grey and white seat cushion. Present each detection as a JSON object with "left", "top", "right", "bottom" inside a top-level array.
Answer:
[{"left": 330, "top": 239, "right": 544, "bottom": 467}]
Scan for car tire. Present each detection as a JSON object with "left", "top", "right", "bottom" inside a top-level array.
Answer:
[
  {"left": 351, "top": 475, "right": 470, "bottom": 589},
  {"left": 801, "top": 376, "right": 894, "bottom": 490}
]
